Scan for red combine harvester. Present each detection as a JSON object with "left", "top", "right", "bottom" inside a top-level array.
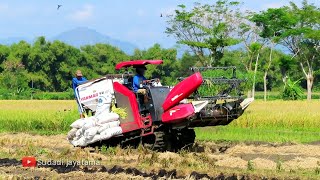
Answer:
[{"left": 87, "top": 60, "right": 253, "bottom": 151}]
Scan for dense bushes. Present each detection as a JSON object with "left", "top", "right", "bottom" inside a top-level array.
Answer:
[
  {"left": 0, "top": 38, "right": 317, "bottom": 101},
  {"left": 0, "top": 88, "right": 74, "bottom": 100},
  {"left": 33, "top": 90, "right": 74, "bottom": 100},
  {"left": 281, "top": 78, "right": 303, "bottom": 100}
]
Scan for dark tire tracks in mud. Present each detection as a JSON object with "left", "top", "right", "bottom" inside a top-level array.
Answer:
[{"left": 0, "top": 158, "right": 272, "bottom": 180}]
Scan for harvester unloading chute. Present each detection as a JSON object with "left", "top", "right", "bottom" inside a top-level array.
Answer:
[{"left": 162, "top": 72, "right": 203, "bottom": 112}]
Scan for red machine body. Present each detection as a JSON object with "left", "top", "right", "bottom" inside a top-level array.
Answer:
[
  {"left": 94, "top": 60, "right": 251, "bottom": 151},
  {"left": 162, "top": 72, "right": 203, "bottom": 112},
  {"left": 162, "top": 104, "right": 195, "bottom": 124}
]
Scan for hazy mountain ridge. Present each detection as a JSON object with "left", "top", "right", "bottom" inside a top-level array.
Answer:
[{"left": 0, "top": 27, "right": 138, "bottom": 55}]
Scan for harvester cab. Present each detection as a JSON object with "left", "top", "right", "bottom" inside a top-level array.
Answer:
[
  {"left": 113, "top": 60, "right": 171, "bottom": 134},
  {"left": 115, "top": 60, "right": 165, "bottom": 112}
]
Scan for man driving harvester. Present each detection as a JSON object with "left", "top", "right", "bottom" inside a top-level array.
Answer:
[{"left": 133, "top": 66, "right": 149, "bottom": 103}]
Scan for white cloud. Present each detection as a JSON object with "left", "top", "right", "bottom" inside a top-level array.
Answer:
[{"left": 68, "top": 4, "right": 94, "bottom": 22}]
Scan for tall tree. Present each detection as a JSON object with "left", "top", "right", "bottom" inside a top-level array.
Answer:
[
  {"left": 0, "top": 45, "right": 10, "bottom": 72},
  {"left": 166, "top": 0, "right": 244, "bottom": 67},
  {"left": 280, "top": 1, "right": 320, "bottom": 100},
  {"left": 251, "top": 7, "right": 295, "bottom": 100},
  {"left": 238, "top": 18, "right": 266, "bottom": 98},
  {"left": 131, "top": 44, "right": 178, "bottom": 85},
  {"left": 0, "top": 55, "right": 29, "bottom": 95}
]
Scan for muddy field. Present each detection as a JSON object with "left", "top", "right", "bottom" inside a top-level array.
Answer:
[{"left": 0, "top": 133, "right": 319, "bottom": 179}]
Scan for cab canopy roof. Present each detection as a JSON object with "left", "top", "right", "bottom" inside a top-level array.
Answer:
[{"left": 115, "top": 60, "right": 163, "bottom": 70}]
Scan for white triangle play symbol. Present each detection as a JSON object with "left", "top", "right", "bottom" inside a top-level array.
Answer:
[{"left": 27, "top": 160, "right": 31, "bottom": 164}]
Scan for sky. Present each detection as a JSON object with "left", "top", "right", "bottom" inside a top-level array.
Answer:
[{"left": 0, "top": 0, "right": 319, "bottom": 49}]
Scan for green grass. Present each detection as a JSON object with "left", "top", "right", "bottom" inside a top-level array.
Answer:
[
  {"left": 0, "top": 100, "right": 319, "bottom": 143},
  {"left": 196, "top": 100, "right": 320, "bottom": 143},
  {"left": 0, "top": 100, "right": 77, "bottom": 135},
  {"left": 254, "top": 91, "right": 320, "bottom": 100},
  {"left": 195, "top": 126, "right": 320, "bottom": 143}
]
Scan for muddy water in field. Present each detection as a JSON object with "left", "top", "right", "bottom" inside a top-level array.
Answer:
[{"left": 0, "top": 133, "right": 320, "bottom": 179}]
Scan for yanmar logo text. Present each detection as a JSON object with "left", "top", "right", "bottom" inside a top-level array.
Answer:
[{"left": 80, "top": 93, "right": 98, "bottom": 101}]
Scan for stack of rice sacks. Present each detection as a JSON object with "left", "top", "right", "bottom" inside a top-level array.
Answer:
[{"left": 67, "top": 91, "right": 122, "bottom": 147}]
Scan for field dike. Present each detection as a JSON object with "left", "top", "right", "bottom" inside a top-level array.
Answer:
[{"left": 0, "top": 133, "right": 320, "bottom": 179}]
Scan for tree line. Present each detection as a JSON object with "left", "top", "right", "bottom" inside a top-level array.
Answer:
[
  {"left": 0, "top": 39, "right": 180, "bottom": 99},
  {"left": 166, "top": 0, "right": 320, "bottom": 100},
  {"left": 0, "top": 0, "right": 319, "bottom": 100}
]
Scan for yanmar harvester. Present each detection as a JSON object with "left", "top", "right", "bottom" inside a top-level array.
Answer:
[{"left": 75, "top": 60, "right": 253, "bottom": 151}]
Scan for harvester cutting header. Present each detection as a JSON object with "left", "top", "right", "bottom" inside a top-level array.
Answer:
[{"left": 68, "top": 60, "right": 253, "bottom": 151}]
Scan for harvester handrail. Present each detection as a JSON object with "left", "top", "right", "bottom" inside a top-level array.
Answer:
[
  {"left": 202, "top": 78, "right": 246, "bottom": 84},
  {"left": 75, "top": 86, "right": 85, "bottom": 114},
  {"left": 196, "top": 95, "right": 243, "bottom": 100},
  {"left": 178, "top": 77, "right": 246, "bottom": 84},
  {"left": 190, "top": 66, "right": 237, "bottom": 78},
  {"left": 190, "top": 66, "right": 236, "bottom": 71}
]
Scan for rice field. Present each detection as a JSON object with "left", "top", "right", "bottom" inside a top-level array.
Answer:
[
  {"left": 196, "top": 100, "right": 320, "bottom": 143},
  {"left": 0, "top": 100, "right": 77, "bottom": 135},
  {"left": 0, "top": 100, "right": 320, "bottom": 179},
  {"left": 0, "top": 100, "right": 319, "bottom": 143}
]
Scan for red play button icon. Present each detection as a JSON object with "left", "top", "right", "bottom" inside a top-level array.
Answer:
[{"left": 22, "top": 156, "right": 37, "bottom": 167}]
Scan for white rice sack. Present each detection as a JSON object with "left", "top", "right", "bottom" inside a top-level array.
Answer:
[
  {"left": 88, "top": 134, "right": 102, "bottom": 144},
  {"left": 70, "top": 118, "right": 86, "bottom": 128},
  {"left": 99, "top": 132, "right": 113, "bottom": 141},
  {"left": 97, "top": 120, "right": 121, "bottom": 133},
  {"left": 86, "top": 116, "right": 98, "bottom": 121},
  {"left": 95, "top": 111, "right": 110, "bottom": 121},
  {"left": 74, "top": 128, "right": 83, "bottom": 139},
  {"left": 70, "top": 140, "right": 76, "bottom": 146},
  {"left": 67, "top": 128, "right": 78, "bottom": 141},
  {"left": 87, "top": 126, "right": 122, "bottom": 145},
  {"left": 71, "top": 136, "right": 87, "bottom": 147},
  {"left": 99, "top": 127, "right": 122, "bottom": 142},
  {"left": 100, "top": 126, "right": 123, "bottom": 137},
  {"left": 82, "top": 117, "right": 98, "bottom": 130},
  {"left": 84, "top": 127, "right": 99, "bottom": 140},
  {"left": 97, "top": 112, "right": 119, "bottom": 124}
]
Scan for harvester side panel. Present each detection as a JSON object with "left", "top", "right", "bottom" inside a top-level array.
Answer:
[
  {"left": 148, "top": 87, "right": 170, "bottom": 122},
  {"left": 113, "top": 82, "right": 142, "bottom": 133}
]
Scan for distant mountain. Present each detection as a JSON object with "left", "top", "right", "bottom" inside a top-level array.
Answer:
[
  {"left": 0, "top": 27, "right": 138, "bottom": 55},
  {"left": 52, "top": 27, "right": 138, "bottom": 54}
]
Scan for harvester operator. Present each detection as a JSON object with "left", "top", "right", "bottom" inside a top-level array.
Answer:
[
  {"left": 133, "top": 66, "right": 149, "bottom": 103},
  {"left": 72, "top": 70, "right": 88, "bottom": 118},
  {"left": 133, "top": 66, "right": 162, "bottom": 103}
]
